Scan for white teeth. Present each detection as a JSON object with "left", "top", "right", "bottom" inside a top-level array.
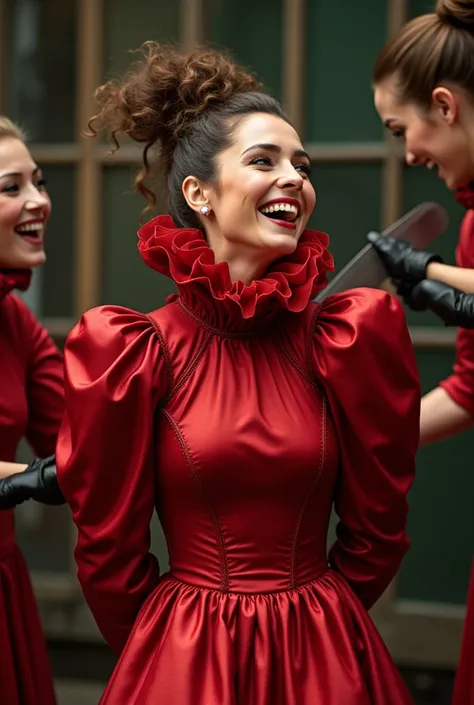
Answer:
[
  {"left": 15, "top": 222, "right": 43, "bottom": 233},
  {"left": 260, "top": 203, "right": 299, "bottom": 215},
  {"left": 426, "top": 161, "right": 436, "bottom": 170}
]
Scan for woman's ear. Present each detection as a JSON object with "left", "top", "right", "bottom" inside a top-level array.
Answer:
[
  {"left": 432, "top": 86, "right": 458, "bottom": 125},
  {"left": 182, "top": 175, "right": 211, "bottom": 214}
]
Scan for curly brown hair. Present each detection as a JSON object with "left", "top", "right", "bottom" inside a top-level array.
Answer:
[
  {"left": 88, "top": 42, "right": 291, "bottom": 227},
  {"left": 373, "top": 0, "right": 474, "bottom": 109}
]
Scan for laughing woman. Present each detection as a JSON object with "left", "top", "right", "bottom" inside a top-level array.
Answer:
[
  {"left": 46, "top": 44, "right": 421, "bottom": 704},
  {"left": 0, "top": 117, "right": 63, "bottom": 704},
  {"left": 367, "top": 2, "right": 474, "bottom": 703}
]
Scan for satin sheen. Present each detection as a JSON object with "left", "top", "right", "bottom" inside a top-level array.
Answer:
[
  {"left": 0, "top": 272, "right": 63, "bottom": 705},
  {"left": 57, "top": 217, "right": 420, "bottom": 704},
  {"left": 440, "top": 210, "right": 474, "bottom": 414},
  {"left": 442, "top": 193, "right": 474, "bottom": 705}
]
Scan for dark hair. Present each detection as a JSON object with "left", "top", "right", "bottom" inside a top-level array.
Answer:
[
  {"left": 87, "top": 42, "right": 291, "bottom": 227},
  {"left": 372, "top": 0, "right": 474, "bottom": 109}
]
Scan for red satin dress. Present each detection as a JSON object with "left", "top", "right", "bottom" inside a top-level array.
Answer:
[
  {"left": 57, "top": 216, "right": 420, "bottom": 705},
  {"left": 440, "top": 191, "right": 474, "bottom": 705},
  {"left": 0, "top": 270, "right": 64, "bottom": 705}
]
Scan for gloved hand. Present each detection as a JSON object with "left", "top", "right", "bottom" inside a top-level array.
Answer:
[
  {"left": 398, "top": 279, "right": 474, "bottom": 329},
  {"left": 0, "top": 456, "right": 65, "bottom": 510},
  {"left": 367, "top": 232, "right": 443, "bottom": 284}
]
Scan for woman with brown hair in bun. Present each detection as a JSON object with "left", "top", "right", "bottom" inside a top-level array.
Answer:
[
  {"left": 367, "top": 1, "right": 474, "bottom": 703},
  {"left": 370, "top": 0, "right": 474, "bottom": 446},
  {"left": 27, "top": 43, "right": 419, "bottom": 703}
]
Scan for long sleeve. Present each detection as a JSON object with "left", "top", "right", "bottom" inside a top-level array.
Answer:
[
  {"left": 24, "top": 307, "right": 64, "bottom": 457},
  {"left": 440, "top": 211, "right": 474, "bottom": 415},
  {"left": 312, "top": 288, "right": 420, "bottom": 609},
  {"left": 4, "top": 294, "right": 64, "bottom": 457},
  {"left": 56, "top": 305, "right": 169, "bottom": 654}
]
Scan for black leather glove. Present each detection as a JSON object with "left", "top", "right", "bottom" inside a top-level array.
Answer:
[
  {"left": 0, "top": 456, "right": 65, "bottom": 510},
  {"left": 399, "top": 279, "right": 474, "bottom": 328},
  {"left": 367, "top": 232, "right": 443, "bottom": 284}
]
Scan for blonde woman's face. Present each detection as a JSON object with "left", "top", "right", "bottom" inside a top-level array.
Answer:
[{"left": 0, "top": 138, "right": 51, "bottom": 270}]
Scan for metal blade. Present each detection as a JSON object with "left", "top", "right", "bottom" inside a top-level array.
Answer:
[{"left": 314, "top": 202, "right": 449, "bottom": 302}]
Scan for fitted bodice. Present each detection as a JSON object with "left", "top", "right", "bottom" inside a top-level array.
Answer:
[{"left": 151, "top": 302, "right": 339, "bottom": 592}]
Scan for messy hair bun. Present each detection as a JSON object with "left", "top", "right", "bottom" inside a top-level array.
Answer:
[
  {"left": 373, "top": 0, "right": 474, "bottom": 109},
  {"left": 88, "top": 43, "right": 290, "bottom": 227},
  {"left": 436, "top": 0, "right": 474, "bottom": 31}
]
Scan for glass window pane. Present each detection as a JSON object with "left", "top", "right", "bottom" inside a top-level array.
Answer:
[
  {"left": 205, "top": 0, "right": 283, "bottom": 101},
  {"left": 398, "top": 348, "right": 474, "bottom": 605},
  {"left": 40, "top": 165, "right": 75, "bottom": 318},
  {"left": 101, "top": 167, "right": 176, "bottom": 310},
  {"left": 103, "top": 0, "right": 179, "bottom": 78},
  {"left": 305, "top": 0, "right": 386, "bottom": 142},
  {"left": 309, "top": 164, "right": 382, "bottom": 273},
  {"left": 4, "top": 0, "right": 76, "bottom": 143},
  {"left": 402, "top": 165, "right": 465, "bottom": 327}
]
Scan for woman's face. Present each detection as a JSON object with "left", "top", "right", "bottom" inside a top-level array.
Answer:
[
  {"left": 374, "top": 78, "right": 474, "bottom": 191},
  {"left": 0, "top": 137, "right": 51, "bottom": 270},
  {"left": 187, "top": 112, "right": 316, "bottom": 280}
]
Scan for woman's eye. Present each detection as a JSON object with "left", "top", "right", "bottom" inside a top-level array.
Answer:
[
  {"left": 1, "top": 184, "right": 19, "bottom": 194},
  {"left": 392, "top": 129, "right": 405, "bottom": 139},
  {"left": 250, "top": 156, "right": 273, "bottom": 167},
  {"left": 35, "top": 178, "right": 48, "bottom": 190},
  {"left": 295, "top": 163, "right": 311, "bottom": 176}
]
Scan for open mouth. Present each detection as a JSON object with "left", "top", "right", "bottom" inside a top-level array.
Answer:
[
  {"left": 14, "top": 221, "right": 45, "bottom": 240},
  {"left": 258, "top": 200, "right": 301, "bottom": 229}
]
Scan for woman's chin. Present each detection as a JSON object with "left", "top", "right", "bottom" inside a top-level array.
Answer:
[
  {"left": 261, "top": 230, "right": 300, "bottom": 256},
  {"left": 16, "top": 252, "right": 46, "bottom": 270}
]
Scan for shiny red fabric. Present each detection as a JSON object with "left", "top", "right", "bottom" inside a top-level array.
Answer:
[
  {"left": 452, "top": 564, "right": 474, "bottom": 705},
  {"left": 436, "top": 196, "right": 474, "bottom": 703},
  {"left": 439, "top": 210, "right": 474, "bottom": 414},
  {"left": 0, "top": 272, "right": 64, "bottom": 705},
  {"left": 57, "top": 216, "right": 420, "bottom": 704}
]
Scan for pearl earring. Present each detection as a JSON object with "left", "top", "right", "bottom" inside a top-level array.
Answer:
[{"left": 200, "top": 205, "right": 210, "bottom": 217}]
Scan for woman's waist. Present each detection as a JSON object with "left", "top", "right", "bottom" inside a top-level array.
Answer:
[{"left": 169, "top": 555, "right": 330, "bottom": 593}]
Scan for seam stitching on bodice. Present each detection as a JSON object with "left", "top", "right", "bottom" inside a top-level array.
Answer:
[
  {"left": 176, "top": 298, "right": 274, "bottom": 338},
  {"left": 144, "top": 314, "right": 174, "bottom": 399},
  {"left": 277, "top": 343, "right": 318, "bottom": 388},
  {"left": 165, "top": 330, "right": 214, "bottom": 404},
  {"left": 289, "top": 396, "right": 328, "bottom": 589},
  {"left": 306, "top": 305, "right": 321, "bottom": 377},
  {"left": 161, "top": 408, "right": 230, "bottom": 592},
  {"left": 166, "top": 572, "right": 332, "bottom": 597}
]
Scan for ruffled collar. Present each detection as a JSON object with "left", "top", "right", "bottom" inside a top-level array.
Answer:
[
  {"left": 138, "top": 215, "right": 334, "bottom": 333},
  {"left": 456, "top": 183, "right": 474, "bottom": 210},
  {"left": 0, "top": 268, "right": 31, "bottom": 302}
]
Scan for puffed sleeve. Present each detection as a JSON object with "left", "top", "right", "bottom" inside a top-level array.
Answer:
[
  {"left": 56, "top": 305, "right": 169, "bottom": 654},
  {"left": 312, "top": 289, "right": 420, "bottom": 609},
  {"left": 439, "top": 211, "right": 474, "bottom": 415},
  {"left": 8, "top": 294, "right": 64, "bottom": 457}
]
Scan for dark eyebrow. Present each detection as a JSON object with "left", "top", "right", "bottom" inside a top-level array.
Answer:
[
  {"left": 383, "top": 119, "right": 395, "bottom": 129},
  {"left": 241, "top": 143, "right": 311, "bottom": 161},
  {"left": 0, "top": 167, "right": 40, "bottom": 179}
]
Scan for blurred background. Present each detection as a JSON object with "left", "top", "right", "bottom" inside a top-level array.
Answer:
[{"left": 2, "top": 0, "right": 473, "bottom": 702}]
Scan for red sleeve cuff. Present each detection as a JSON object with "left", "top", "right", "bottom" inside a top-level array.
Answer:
[{"left": 439, "top": 377, "right": 474, "bottom": 416}]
